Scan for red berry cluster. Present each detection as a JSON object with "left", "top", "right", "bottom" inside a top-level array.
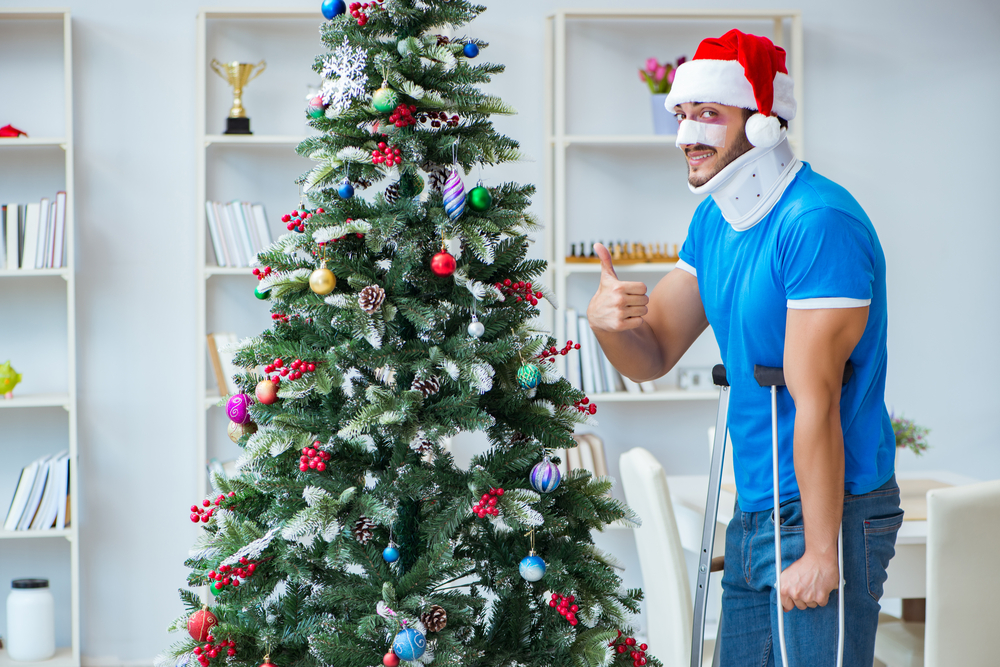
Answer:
[
  {"left": 299, "top": 442, "right": 331, "bottom": 472},
  {"left": 348, "top": 0, "right": 382, "bottom": 26},
  {"left": 193, "top": 636, "right": 236, "bottom": 665},
  {"left": 208, "top": 557, "right": 259, "bottom": 591},
  {"left": 270, "top": 312, "right": 291, "bottom": 323},
  {"left": 495, "top": 279, "right": 543, "bottom": 305},
  {"left": 388, "top": 104, "right": 418, "bottom": 128},
  {"left": 372, "top": 142, "right": 402, "bottom": 167},
  {"left": 281, "top": 207, "right": 325, "bottom": 233},
  {"left": 418, "top": 111, "right": 460, "bottom": 128},
  {"left": 263, "top": 358, "right": 316, "bottom": 386},
  {"left": 537, "top": 341, "right": 581, "bottom": 364},
  {"left": 252, "top": 266, "right": 272, "bottom": 281},
  {"left": 608, "top": 632, "right": 648, "bottom": 667},
  {"left": 573, "top": 396, "right": 597, "bottom": 415},
  {"left": 190, "top": 492, "right": 237, "bottom": 523},
  {"left": 549, "top": 592, "right": 579, "bottom": 626},
  {"left": 472, "top": 487, "right": 504, "bottom": 517}
]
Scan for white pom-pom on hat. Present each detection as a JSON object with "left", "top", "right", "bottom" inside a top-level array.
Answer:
[{"left": 745, "top": 113, "right": 781, "bottom": 148}]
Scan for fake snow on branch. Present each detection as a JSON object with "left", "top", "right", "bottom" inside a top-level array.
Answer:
[{"left": 320, "top": 37, "right": 368, "bottom": 113}]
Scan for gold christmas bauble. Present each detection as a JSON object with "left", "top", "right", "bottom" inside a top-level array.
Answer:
[
  {"left": 309, "top": 267, "right": 336, "bottom": 295},
  {"left": 228, "top": 420, "right": 257, "bottom": 443}
]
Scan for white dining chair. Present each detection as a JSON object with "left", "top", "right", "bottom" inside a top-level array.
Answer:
[
  {"left": 619, "top": 447, "right": 693, "bottom": 666},
  {"left": 874, "top": 479, "right": 1000, "bottom": 667}
]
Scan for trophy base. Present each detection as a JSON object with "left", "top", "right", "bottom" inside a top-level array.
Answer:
[{"left": 224, "top": 117, "right": 252, "bottom": 134}]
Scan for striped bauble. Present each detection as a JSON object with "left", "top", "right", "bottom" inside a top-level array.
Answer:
[{"left": 530, "top": 456, "right": 561, "bottom": 493}]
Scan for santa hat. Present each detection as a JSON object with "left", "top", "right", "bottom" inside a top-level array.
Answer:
[{"left": 663, "top": 29, "right": 796, "bottom": 148}]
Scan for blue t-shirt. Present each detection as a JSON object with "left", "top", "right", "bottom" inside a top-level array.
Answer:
[{"left": 678, "top": 162, "right": 894, "bottom": 512}]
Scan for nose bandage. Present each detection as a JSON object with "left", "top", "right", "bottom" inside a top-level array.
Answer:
[{"left": 676, "top": 119, "right": 727, "bottom": 148}]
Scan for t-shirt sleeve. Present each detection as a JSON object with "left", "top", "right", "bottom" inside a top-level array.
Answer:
[
  {"left": 779, "top": 208, "right": 875, "bottom": 309},
  {"left": 677, "top": 223, "right": 698, "bottom": 278}
]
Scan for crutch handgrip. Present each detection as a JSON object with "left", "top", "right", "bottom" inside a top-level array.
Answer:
[{"left": 753, "top": 362, "right": 854, "bottom": 389}]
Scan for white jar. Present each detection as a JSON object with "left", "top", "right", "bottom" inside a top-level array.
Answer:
[{"left": 6, "top": 579, "right": 55, "bottom": 661}]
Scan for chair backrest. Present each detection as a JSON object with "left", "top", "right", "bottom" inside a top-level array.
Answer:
[
  {"left": 925, "top": 479, "right": 1000, "bottom": 667},
  {"left": 619, "top": 447, "right": 692, "bottom": 665}
]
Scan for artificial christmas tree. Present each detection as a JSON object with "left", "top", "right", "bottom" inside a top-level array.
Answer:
[{"left": 161, "top": 2, "right": 655, "bottom": 667}]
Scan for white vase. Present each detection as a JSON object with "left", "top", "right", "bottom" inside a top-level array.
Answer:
[{"left": 650, "top": 93, "right": 679, "bottom": 135}]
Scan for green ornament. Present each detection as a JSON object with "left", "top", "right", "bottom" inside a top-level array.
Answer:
[
  {"left": 254, "top": 285, "right": 270, "bottom": 300},
  {"left": 0, "top": 360, "right": 23, "bottom": 397},
  {"left": 372, "top": 85, "right": 398, "bottom": 113},
  {"left": 467, "top": 186, "right": 492, "bottom": 212},
  {"left": 516, "top": 364, "right": 541, "bottom": 390}
]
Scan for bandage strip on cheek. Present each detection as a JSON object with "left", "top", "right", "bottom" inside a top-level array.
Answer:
[{"left": 675, "top": 119, "right": 727, "bottom": 148}]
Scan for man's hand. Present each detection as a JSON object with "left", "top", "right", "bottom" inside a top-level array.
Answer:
[
  {"left": 779, "top": 550, "right": 840, "bottom": 611},
  {"left": 586, "top": 243, "right": 649, "bottom": 332}
]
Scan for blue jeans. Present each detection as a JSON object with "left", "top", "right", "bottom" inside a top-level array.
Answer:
[{"left": 719, "top": 476, "right": 902, "bottom": 666}]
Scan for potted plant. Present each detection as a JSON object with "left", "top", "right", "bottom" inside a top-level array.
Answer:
[
  {"left": 640, "top": 55, "right": 685, "bottom": 134},
  {"left": 891, "top": 413, "right": 930, "bottom": 467}
]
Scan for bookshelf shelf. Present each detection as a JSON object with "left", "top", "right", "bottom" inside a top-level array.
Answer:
[
  {"left": 555, "top": 134, "right": 677, "bottom": 146},
  {"left": 559, "top": 261, "right": 677, "bottom": 274},
  {"left": 592, "top": 388, "right": 719, "bottom": 403},
  {"left": 205, "top": 266, "right": 256, "bottom": 277},
  {"left": 0, "top": 9, "right": 78, "bottom": 666},
  {"left": 205, "top": 134, "right": 308, "bottom": 146},
  {"left": 0, "top": 393, "right": 71, "bottom": 409}
]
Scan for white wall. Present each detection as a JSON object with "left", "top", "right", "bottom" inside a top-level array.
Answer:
[{"left": 2, "top": 0, "right": 998, "bottom": 662}]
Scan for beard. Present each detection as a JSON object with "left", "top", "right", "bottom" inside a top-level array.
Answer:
[{"left": 686, "top": 128, "right": 754, "bottom": 187}]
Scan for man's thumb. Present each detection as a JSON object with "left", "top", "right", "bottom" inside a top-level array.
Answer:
[{"left": 594, "top": 243, "right": 618, "bottom": 280}]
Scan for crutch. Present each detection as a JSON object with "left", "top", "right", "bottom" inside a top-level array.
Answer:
[{"left": 690, "top": 363, "right": 853, "bottom": 667}]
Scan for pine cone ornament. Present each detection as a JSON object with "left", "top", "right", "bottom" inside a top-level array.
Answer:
[
  {"left": 423, "top": 162, "right": 450, "bottom": 194},
  {"left": 411, "top": 376, "right": 441, "bottom": 397},
  {"left": 420, "top": 605, "right": 447, "bottom": 633},
  {"left": 353, "top": 516, "right": 375, "bottom": 544},
  {"left": 384, "top": 181, "right": 400, "bottom": 204},
  {"left": 358, "top": 285, "right": 386, "bottom": 313},
  {"left": 410, "top": 438, "right": 433, "bottom": 455},
  {"left": 436, "top": 35, "right": 450, "bottom": 46},
  {"left": 355, "top": 177, "right": 373, "bottom": 190}
]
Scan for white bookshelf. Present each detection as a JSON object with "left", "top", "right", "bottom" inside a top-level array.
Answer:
[
  {"left": 0, "top": 8, "right": 78, "bottom": 667},
  {"left": 194, "top": 7, "right": 324, "bottom": 502}
]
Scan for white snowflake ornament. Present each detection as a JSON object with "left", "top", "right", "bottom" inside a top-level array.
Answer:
[{"left": 321, "top": 37, "right": 368, "bottom": 113}]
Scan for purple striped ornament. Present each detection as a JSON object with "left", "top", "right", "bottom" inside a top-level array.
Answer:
[
  {"left": 530, "top": 456, "right": 561, "bottom": 493},
  {"left": 443, "top": 168, "right": 465, "bottom": 220},
  {"left": 226, "top": 393, "right": 252, "bottom": 424}
]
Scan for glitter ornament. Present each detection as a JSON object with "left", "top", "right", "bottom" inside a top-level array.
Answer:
[
  {"left": 518, "top": 553, "right": 546, "bottom": 582},
  {"left": 516, "top": 363, "right": 542, "bottom": 389},
  {"left": 467, "top": 185, "right": 492, "bottom": 212},
  {"left": 226, "top": 394, "right": 252, "bottom": 424},
  {"left": 372, "top": 85, "right": 398, "bottom": 113},
  {"left": 309, "top": 264, "right": 336, "bottom": 295},
  {"left": 463, "top": 43, "right": 480, "bottom": 58},
  {"left": 468, "top": 314, "right": 485, "bottom": 338},
  {"left": 443, "top": 168, "right": 465, "bottom": 220},
  {"left": 228, "top": 420, "right": 257, "bottom": 443},
  {"left": 530, "top": 456, "right": 561, "bottom": 493},
  {"left": 321, "top": 0, "right": 347, "bottom": 19},
  {"left": 382, "top": 652, "right": 399, "bottom": 667},
  {"left": 391, "top": 628, "right": 426, "bottom": 661},
  {"left": 382, "top": 543, "right": 400, "bottom": 563},
  {"left": 255, "top": 379, "right": 278, "bottom": 405},
  {"left": 337, "top": 180, "right": 354, "bottom": 198},
  {"left": 430, "top": 250, "right": 456, "bottom": 277},
  {"left": 187, "top": 607, "right": 218, "bottom": 642}
]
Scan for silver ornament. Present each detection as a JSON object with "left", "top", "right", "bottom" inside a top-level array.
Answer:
[{"left": 468, "top": 315, "right": 485, "bottom": 338}]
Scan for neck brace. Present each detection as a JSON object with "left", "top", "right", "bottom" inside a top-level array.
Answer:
[{"left": 689, "top": 134, "right": 801, "bottom": 232}]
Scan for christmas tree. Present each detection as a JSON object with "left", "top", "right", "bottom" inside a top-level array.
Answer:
[{"left": 161, "top": 2, "right": 656, "bottom": 667}]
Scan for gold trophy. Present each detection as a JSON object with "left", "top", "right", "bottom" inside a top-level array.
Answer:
[{"left": 210, "top": 59, "right": 266, "bottom": 134}]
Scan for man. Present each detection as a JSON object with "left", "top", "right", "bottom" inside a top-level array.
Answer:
[{"left": 588, "top": 30, "right": 901, "bottom": 665}]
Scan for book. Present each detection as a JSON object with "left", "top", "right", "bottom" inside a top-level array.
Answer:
[
  {"left": 242, "top": 202, "right": 260, "bottom": 255},
  {"left": 31, "top": 452, "right": 67, "bottom": 530},
  {"left": 55, "top": 455, "right": 70, "bottom": 529},
  {"left": 205, "top": 202, "right": 226, "bottom": 267},
  {"left": 564, "top": 309, "right": 582, "bottom": 391},
  {"left": 52, "top": 192, "right": 66, "bottom": 268},
  {"left": 577, "top": 436, "right": 596, "bottom": 474},
  {"left": 582, "top": 320, "right": 607, "bottom": 393},
  {"left": 17, "top": 454, "right": 52, "bottom": 530},
  {"left": 207, "top": 332, "right": 240, "bottom": 396},
  {"left": 599, "top": 347, "right": 624, "bottom": 393},
  {"left": 212, "top": 202, "right": 233, "bottom": 267},
  {"left": 4, "top": 461, "right": 39, "bottom": 530},
  {"left": 578, "top": 316, "right": 597, "bottom": 393},
  {"left": 34, "top": 198, "right": 50, "bottom": 269},
  {"left": 22, "top": 203, "right": 43, "bottom": 270},
  {"left": 39, "top": 198, "right": 53, "bottom": 268},
  {"left": 620, "top": 374, "right": 643, "bottom": 394},
  {"left": 219, "top": 204, "right": 246, "bottom": 267},
  {"left": 583, "top": 434, "right": 609, "bottom": 477},
  {"left": 0, "top": 205, "right": 6, "bottom": 269},
  {"left": 639, "top": 381, "right": 658, "bottom": 393},
  {"left": 251, "top": 204, "right": 273, "bottom": 247},
  {"left": 566, "top": 442, "right": 583, "bottom": 471},
  {"left": 229, "top": 201, "right": 255, "bottom": 265}
]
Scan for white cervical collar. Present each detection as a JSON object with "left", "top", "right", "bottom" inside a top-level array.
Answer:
[{"left": 689, "top": 134, "right": 802, "bottom": 231}]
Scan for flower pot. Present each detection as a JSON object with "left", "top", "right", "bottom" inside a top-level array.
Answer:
[{"left": 650, "top": 93, "right": 679, "bottom": 135}]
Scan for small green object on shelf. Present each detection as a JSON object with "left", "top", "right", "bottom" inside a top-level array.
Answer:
[
  {"left": 0, "top": 360, "right": 23, "bottom": 399},
  {"left": 516, "top": 363, "right": 541, "bottom": 389},
  {"left": 467, "top": 186, "right": 492, "bottom": 212}
]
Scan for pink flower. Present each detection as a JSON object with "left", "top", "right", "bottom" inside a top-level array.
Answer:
[
  {"left": 645, "top": 57, "right": 659, "bottom": 73},
  {"left": 667, "top": 68, "right": 676, "bottom": 84},
  {"left": 638, "top": 69, "right": 647, "bottom": 82},
  {"left": 655, "top": 65, "right": 667, "bottom": 81}
]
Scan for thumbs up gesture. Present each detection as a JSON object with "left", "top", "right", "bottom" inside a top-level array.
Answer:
[{"left": 586, "top": 243, "right": 650, "bottom": 332}]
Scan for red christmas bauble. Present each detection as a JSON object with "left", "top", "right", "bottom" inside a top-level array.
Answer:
[
  {"left": 260, "top": 662, "right": 278, "bottom": 667},
  {"left": 382, "top": 651, "right": 400, "bottom": 667},
  {"left": 187, "top": 608, "right": 218, "bottom": 642},
  {"left": 430, "top": 250, "right": 456, "bottom": 276},
  {"left": 255, "top": 379, "right": 278, "bottom": 405}
]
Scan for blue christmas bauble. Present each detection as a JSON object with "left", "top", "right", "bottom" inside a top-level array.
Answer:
[
  {"left": 321, "top": 0, "right": 347, "bottom": 20},
  {"left": 382, "top": 545, "right": 400, "bottom": 563},
  {"left": 530, "top": 457, "right": 561, "bottom": 493},
  {"left": 443, "top": 168, "right": 465, "bottom": 221},
  {"left": 517, "top": 364, "right": 541, "bottom": 389},
  {"left": 392, "top": 628, "right": 426, "bottom": 661},
  {"left": 463, "top": 43, "right": 480, "bottom": 58},
  {"left": 338, "top": 180, "right": 354, "bottom": 199},
  {"left": 518, "top": 554, "right": 546, "bottom": 582}
]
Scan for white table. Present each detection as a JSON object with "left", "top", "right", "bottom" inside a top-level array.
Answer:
[{"left": 666, "top": 470, "right": 978, "bottom": 600}]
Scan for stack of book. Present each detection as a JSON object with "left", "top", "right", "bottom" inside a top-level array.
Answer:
[
  {"left": 3, "top": 452, "right": 70, "bottom": 531},
  {"left": 564, "top": 308, "right": 658, "bottom": 395},
  {"left": 556, "top": 433, "right": 609, "bottom": 479},
  {"left": 1, "top": 193, "right": 68, "bottom": 270},
  {"left": 206, "top": 332, "right": 241, "bottom": 396},
  {"left": 205, "top": 201, "right": 274, "bottom": 268}
]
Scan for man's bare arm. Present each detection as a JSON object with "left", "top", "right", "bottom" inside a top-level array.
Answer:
[
  {"left": 779, "top": 306, "right": 868, "bottom": 611},
  {"left": 587, "top": 243, "right": 709, "bottom": 382}
]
